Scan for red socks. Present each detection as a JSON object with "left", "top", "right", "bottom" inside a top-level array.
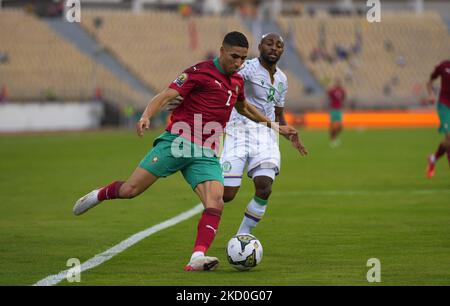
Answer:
[
  {"left": 193, "top": 208, "right": 222, "bottom": 254},
  {"left": 434, "top": 144, "right": 447, "bottom": 161},
  {"left": 97, "top": 181, "right": 125, "bottom": 201}
]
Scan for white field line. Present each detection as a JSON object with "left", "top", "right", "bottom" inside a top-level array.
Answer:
[
  {"left": 33, "top": 187, "right": 449, "bottom": 286},
  {"left": 33, "top": 203, "right": 204, "bottom": 286}
]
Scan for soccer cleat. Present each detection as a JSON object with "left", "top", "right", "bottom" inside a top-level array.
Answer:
[
  {"left": 184, "top": 256, "right": 219, "bottom": 272},
  {"left": 73, "top": 189, "right": 101, "bottom": 215},
  {"left": 427, "top": 155, "right": 436, "bottom": 178}
]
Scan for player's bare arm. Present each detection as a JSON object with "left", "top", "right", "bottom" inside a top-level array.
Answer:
[
  {"left": 275, "top": 106, "right": 287, "bottom": 126},
  {"left": 275, "top": 106, "right": 308, "bottom": 156},
  {"left": 137, "top": 88, "right": 180, "bottom": 137},
  {"left": 234, "top": 98, "right": 274, "bottom": 127},
  {"left": 235, "top": 99, "right": 303, "bottom": 146}
]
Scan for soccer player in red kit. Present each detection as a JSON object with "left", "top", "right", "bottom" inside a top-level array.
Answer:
[
  {"left": 426, "top": 59, "right": 450, "bottom": 178},
  {"left": 327, "top": 79, "right": 346, "bottom": 148},
  {"left": 73, "top": 32, "right": 302, "bottom": 271}
]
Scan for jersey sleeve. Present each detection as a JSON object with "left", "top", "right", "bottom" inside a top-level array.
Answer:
[
  {"left": 168, "top": 67, "right": 202, "bottom": 97},
  {"left": 275, "top": 79, "right": 288, "bottom": 107},
  {"left": 431, "top": 63, "right": 443, "bottom": 80}
]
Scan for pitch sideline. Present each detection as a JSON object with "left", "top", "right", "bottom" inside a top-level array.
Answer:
[
  {"left": 32, "top": 188, "right": 449, "bottom": 285},
  {"left": 33, "top": 204, "right": 204, "bottom": 286}
]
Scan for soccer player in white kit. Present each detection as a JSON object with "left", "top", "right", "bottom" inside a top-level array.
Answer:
[{"left": 221, "top": 33, "right": 308, "bottom": 235}]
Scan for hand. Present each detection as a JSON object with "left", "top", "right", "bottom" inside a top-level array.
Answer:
[
  {"left": 166, "top": 96, "right": 183, "bottom": 111},
  {"left": 277, "top": 124, "right": 308, "bottom": 156},
  {"left": 278, "top": 124, "right": 298, "bottom": 138},
  {"left": 288, "top": 133, "right": 308, "bottom": 156},
  {"left": 136, "top": 117, "right": 150, "bottom": 137}
]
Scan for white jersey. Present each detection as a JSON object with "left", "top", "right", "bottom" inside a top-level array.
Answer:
[
  {"left": 220, "top": 58, "right": 288, "bottom": 186},
  {"left": 228, "top": 58, "right": 288, "bottom": 125}
]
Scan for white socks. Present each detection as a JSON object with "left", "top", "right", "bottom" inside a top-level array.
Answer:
[
  {"left": 430, "top": 154, "right": 436, "bottom": 163},
  {"left": 237, "top": 196, "right": 268, "bottom": 234}
]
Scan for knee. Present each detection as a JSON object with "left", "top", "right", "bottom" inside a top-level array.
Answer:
[
  {"left": 223, "top": 186, "right": 240, "bottom": 203},
  {"left": 223, "top": 190, "right": 236, "bottom": 203},
  {"left": 255, "top": 184, "right": 272, "bottom": 200},
  {"left": 215, "top": 195, "right": 225, "bottom": 208},
  {"left": 206, "top": 195, "right": 224, "bottom": 211},
  {"left": 119, "top": 183, "right": 140, "bottom": 199}
]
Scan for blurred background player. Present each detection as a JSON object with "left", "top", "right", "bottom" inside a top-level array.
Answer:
[
  {"left": 73, "top": 31, "right": 299, "bottom": 271},
  {"left": 220, "top": 33, "right": 308, "bottom": 235},
  {"left": 327, "top": 79, "right": 346, "bottom": 148},
  {"left": 426, "top": 59, "right": 450, "bottom": 178}
]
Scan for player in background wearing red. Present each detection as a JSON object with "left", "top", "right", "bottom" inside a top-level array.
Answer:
[
  {"left": 73, "top": 32, "right": 302, "bottom": 271},
  {"left": 327, "top": 79, "right": 346, "bottom": 148},
  {"left": 426, "top": 59, "right": 450, "bottom": 178}
]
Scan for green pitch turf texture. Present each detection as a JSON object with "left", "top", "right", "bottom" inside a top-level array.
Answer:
[{"left": 0, "top": 128, "right": 449, "bottom": 286}]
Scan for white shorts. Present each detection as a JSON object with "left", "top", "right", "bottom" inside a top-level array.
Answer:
[{"left": 220, "top": 122, "right": 281, "bottom": 187}]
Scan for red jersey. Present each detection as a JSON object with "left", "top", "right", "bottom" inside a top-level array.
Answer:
[
  {"left": 167, "top": 58, "right": 245, "bottom": 149},
  {"left": 430, "top": 60, "right": 450, "bottom": 107},
  {"left": 328, "top": 86, "right": 346, "bottom": 109}
]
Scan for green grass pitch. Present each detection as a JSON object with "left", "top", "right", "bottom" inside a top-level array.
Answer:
[{"left": 0, "top": 128, "right": 449, "bottom": 285}]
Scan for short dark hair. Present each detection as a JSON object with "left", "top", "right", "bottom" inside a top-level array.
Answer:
[{"left": 223, "top": 31, "right": 249, "bottom": 49}]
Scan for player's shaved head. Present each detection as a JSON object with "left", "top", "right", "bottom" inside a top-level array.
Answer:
[{"left": 260, "top": 33, "right": 284, "bottom": 45}]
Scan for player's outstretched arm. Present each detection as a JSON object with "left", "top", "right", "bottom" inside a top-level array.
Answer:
[
  {"left": 235, "top": 99, "right": 291, "bottom": 132},
  {"left": 234, "top": 99, "right": 272, "bottom": 125},
  {"left": 275, "top": 106, "right": 308, "bottom": 156},
  {"left": 137, "top": 88, "right": 180, "bottom": 137},
  {"left": 235, "top": 99, "right": 306, "bottom": 154},
  {"left": 287, "top": 133, "right": 308, "bottom": 156}
]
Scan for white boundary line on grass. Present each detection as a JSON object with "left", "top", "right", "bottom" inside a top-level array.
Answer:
[
  {"left": 33, "top": 203, "right": 204, "bottom": 286},
  {"left": 33, "top": 188, "right": 449, "bottom": 286}
]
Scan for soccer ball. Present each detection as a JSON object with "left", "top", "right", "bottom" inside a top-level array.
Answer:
[{"left": 226, "top": 234, "right": 263, "bottom": 271}]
